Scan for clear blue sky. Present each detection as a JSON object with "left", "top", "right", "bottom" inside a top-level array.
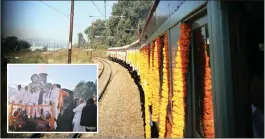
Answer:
[
  {"left": 2, "top": 1, "right": 116, "bottom": 44},
  {"left": 8, "top": 64, "right": 97, "bottom": 90}
]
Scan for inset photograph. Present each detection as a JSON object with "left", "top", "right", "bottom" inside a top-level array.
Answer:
[{"left": 7, "top": 64, "right": 98, "bottom": 133}]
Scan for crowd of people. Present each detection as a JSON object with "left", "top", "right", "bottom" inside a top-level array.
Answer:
[
  {"left": 9, "top": 83, "right": 97, "bottom": 132},
  {"left": 10, "top": 83, "right": 68, "bottom": 130},
  {"left": 73, "top": 98, "right": 97, "bottom": 132}
]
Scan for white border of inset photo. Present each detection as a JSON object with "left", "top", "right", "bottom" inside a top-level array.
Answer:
[{"left": 7, "top": 64, "right": 99, "bottom": 134}]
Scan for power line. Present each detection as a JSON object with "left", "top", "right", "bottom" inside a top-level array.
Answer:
[
  {"left": 39, "top": 1, "right": 69, "bottom": 18},
  {"left": 39, "top": 1, "right": 77, "bottom": 27},
  {"left": 91, "top": 1, "right": 104, "bottom": 17}
]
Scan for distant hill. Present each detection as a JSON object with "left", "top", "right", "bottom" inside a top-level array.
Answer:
[{"left": 21, "top": 38, "right": 68, "bottom": 48}]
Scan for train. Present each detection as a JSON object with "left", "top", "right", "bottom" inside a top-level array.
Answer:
[
  {"left": 108, "top": 0, "right": 264, "bottom": 138},
  {"left": 8, "top": 73, "right": 77, "bottom": 132}
]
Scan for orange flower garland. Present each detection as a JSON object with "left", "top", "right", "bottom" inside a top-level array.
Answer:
[
  {"left": 152, "top": 42, "right": 155, "bottom": 68},
  {"left": 159, "top": 33, "right": 170, "bottom": 138},
  {"left": 196, "top": 30, "right": 215, "bottom": 138},
  {"left": 151, "top": 38, "right": 161, "bottom": 122},
  {"left": 171, "top": 23, "right": 191, "bottom": 138}
]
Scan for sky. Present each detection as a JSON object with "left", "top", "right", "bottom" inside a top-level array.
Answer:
[
  {"left": 7, "top": 64, "right": 98, "bottom": 90},
  {"left": 2, "top": 1, "right": 116, "bottom": 44}
]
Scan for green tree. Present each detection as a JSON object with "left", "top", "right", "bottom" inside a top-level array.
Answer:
[
  {"left": 2, "top": 36, "right": 31, "bottom": 54},
  {"left": 77, "top": 33, "right": 85, "bottom": 48},
  {"left": 74, "top": 81, "right": 97, "bottom": 100},
  {"left": 84, "top": 1, "right": 153, "bottom": 48}
]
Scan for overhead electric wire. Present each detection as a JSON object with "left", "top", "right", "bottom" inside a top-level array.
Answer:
[
  {"left": 91, "top": 1, "right": 104, "bottom": 17},
  {"left": 39, "top": 1, "right": 69, "bottom": 18},
  {"left": 39, "top": 1, "right": 77, "bottom": 26}
]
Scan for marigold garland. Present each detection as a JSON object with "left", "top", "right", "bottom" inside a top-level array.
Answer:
[
  {"left": 151, "top": 37, "right": 161, "bottom": 122},
  {"left": 139, "top": 45, "right": 152, "bottom": 138},
  {"left": 171, "top": 23, "right": 191, "bottom": 138},
  {"left": 196, "top": 30, "right": 215, "bottom": 138},
  {"left": 159, "top": 33, "right": 170, "bottom": 138}
]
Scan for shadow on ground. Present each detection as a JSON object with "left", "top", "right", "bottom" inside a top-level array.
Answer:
[{"left": 108, "top": 57, "right": 159, "bottom": 138}]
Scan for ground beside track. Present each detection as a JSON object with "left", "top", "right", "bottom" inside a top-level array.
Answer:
[{"left": 81, "top": 59, "right": 144, "bottom": 138}]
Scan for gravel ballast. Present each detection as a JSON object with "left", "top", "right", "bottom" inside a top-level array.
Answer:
[{"left": 82, "top": 59, "right": 144, "bottom": 138}]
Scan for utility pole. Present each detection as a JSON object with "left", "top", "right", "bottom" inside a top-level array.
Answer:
[
  {"left": 54, "top": 41, "right": 55, "bottom": 51},
  {"left": 68, "top": 0, "right": 74, "bottom": 64}
]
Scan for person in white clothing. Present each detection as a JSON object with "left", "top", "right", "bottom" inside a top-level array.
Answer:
[
  {"left": 33, "top": 87, "right": 41, "bottom": 118},
  {"left": 72, "top": 99, "right": 86, "bottom": 132},
  {"left": 26, "top": 88, "right": 37, "bottom": 118},
  {"left": 42, "top": 84, "right": 52, "bottom": 119},
  {"left": 22, "top": 86, "right": 29, "bottom": 105},
  {"left": 12, "top": 85, "right": 24, "bottom": 115},
  {"left": 51, "top": 84, "right": 60, "bottom": 120},
  {"left": 20, "top": 86, "right": 29, "bottom": 116}
]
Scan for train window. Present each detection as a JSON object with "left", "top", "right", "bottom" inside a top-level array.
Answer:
[
  {"left": 169, "top": 24, "right": 180, "bottom": 58},
  {"left": 191, "top": 24, "right": 212, "bottom": 137}
]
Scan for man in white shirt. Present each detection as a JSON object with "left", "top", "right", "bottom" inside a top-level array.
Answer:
[
  {"left": 34, "top": 87, "right": 41, "bottom": 119},
  {"left": 27, "top": 87, "right": 37, "bottom": 119},
  {"left": 72, "top": 99, "right": 86, "bottom": 132},
  {"left": 51, "top": 84, "right": 60, "bottom": 120},
  {"left": 42, "top": 84, "right": 52, "bottom": 118},
  {"left": 20, "top": 86, "right": 29, "bottom": 116},
  {"left": 12, "top": 85, "right": 24, "bottom": 115},
  {"left": 22, "top": 86, "right": 29, "bottom": 105}
]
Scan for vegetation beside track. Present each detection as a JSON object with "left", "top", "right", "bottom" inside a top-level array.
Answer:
[{"left": 5, "top": 48, "right": 107, "bottom": 64}]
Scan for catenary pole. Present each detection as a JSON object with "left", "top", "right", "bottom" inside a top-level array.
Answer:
[{"left": 68, "top": 0, "right": 74, "bottom": 64}]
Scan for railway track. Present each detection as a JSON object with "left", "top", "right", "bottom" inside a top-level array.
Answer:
[
  {"left": 93, "top": 58, "right": 104, "bottom": 78},
  {"left": 30, "top": 58, "right": 112, "bottom": 138}
]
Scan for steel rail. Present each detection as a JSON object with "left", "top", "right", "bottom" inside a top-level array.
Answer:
[
  {"left": 71, "top": 57, "right": 112, "bottom": 138},
  {"left": 93, "top": 58, "right": 104, "bottom": 78}
]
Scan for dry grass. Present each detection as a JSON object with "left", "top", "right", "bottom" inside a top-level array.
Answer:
[{"left": 6, "top": 48, "right": 107, "bottom": 64}]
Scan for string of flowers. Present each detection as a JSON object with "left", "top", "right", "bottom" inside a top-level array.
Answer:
[
  {"left": 196, "top": 30, "right": 215, "bottom": 138},
  {"left": 159, "top": 33, "right": 170, "bottom": 138},
  {"left": 139, "top": 46, "right": 151, "bottom": 138},
  {"left": 152, "top": 42, "right": 155, "bottom": 68},
  {"left": 171, "top": 23, "right": 191, "bottom": 138},
  {"left": 152, "top": 37, "right": 161, "bottom": 122},
  {"left": 149, "top": 42, "right": 156, "bottom": 110},
  {"left": 146, "top": 45, "right": 153, "bottom": 106}
]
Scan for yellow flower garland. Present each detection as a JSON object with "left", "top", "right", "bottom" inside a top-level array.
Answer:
[
  {"left": 171, "top": 23, "right": 191, "bottom": 138},
  {"left": 159, "top": 33, "right": 170, "bottom": 138},
  {"left": 139, "top": 46, "right": 151, "bottom": 138},
  {"left": 151, "top": 38, "right": 161, "bottom": 122}
]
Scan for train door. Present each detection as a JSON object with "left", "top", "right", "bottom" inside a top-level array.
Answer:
[
  {"left": 186, "top": 13, "right": 216, "bottom": 138},
  {"left": 225, "top": 2, "right": 264, "bottom": 138}
]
